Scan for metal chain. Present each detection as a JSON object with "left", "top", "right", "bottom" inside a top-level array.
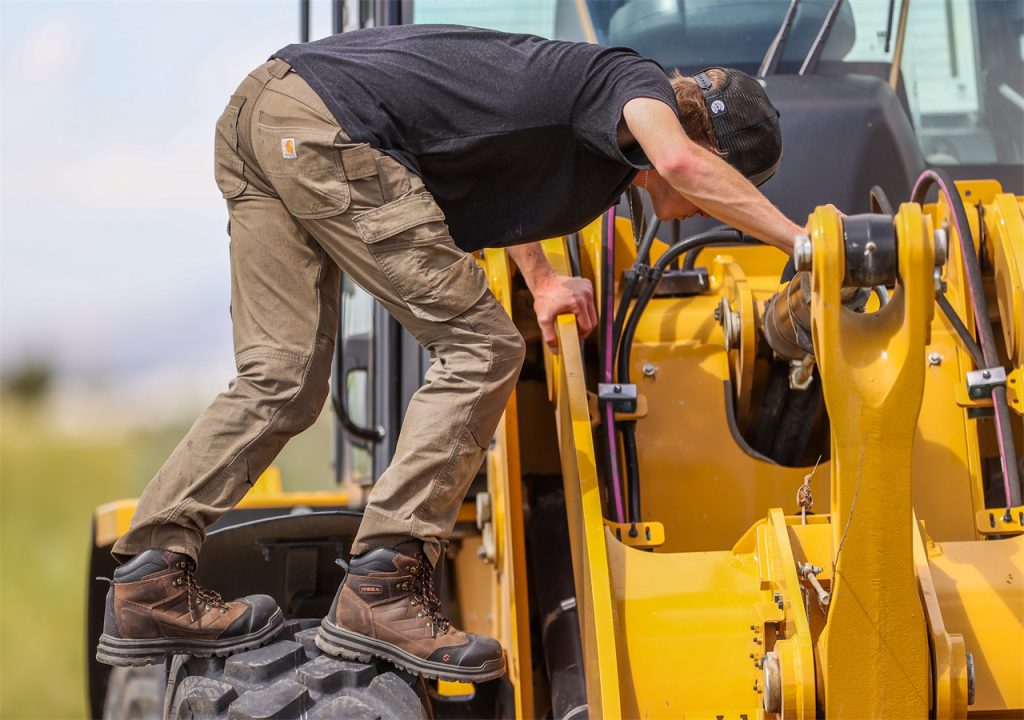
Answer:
[{"left": 627, "top": 170, "right": 648, "bottom": 247}]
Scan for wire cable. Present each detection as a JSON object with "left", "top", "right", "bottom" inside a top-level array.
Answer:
[{"left": 912, "top": 169, "right": 1021, "bottom": 512}]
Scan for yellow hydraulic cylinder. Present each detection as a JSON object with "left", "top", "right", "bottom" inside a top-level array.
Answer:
[{"left": 809, "top": 205, "right": 934, "bottom": 717}]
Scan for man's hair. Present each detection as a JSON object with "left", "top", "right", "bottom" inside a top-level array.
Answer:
[{"left": 669, "top": 68, "right": 724, "bottom": 150}]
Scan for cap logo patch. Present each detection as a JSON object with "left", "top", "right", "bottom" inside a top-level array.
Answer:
[
  {"left": 281, "top": 137, "right": 297, "bottom": 159},
  {"left": 710, "top": 100, "right": 727, "bottom": 115}
]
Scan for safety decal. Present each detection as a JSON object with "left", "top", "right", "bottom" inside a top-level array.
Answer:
[{"left": 281, "top": 137, "right": 297, "bottom": 159}]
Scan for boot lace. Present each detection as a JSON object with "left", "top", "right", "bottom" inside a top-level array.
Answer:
[
  {"left": 408, "top": 552, "right": 451, "bottom": 637},
  {"left": 174, "top": 559, "right": 228, "bottom": 619}
]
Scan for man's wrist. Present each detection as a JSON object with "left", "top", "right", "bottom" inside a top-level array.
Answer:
[{"left": 508, "top": 243, "right": 558, "bottom": 292}]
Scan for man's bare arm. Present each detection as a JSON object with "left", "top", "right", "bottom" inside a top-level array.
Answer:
[
  {"left": 623, "top": 98, "right": 804, "bottom": 252},
  {"left": 506, "top": 242, "right": 597, "bottom": 352}
]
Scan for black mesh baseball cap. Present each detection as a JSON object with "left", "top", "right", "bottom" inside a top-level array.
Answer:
[{"left": 693, "top": 68, "right": 782, "bottom": 186}]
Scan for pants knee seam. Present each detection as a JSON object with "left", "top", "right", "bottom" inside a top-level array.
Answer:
[
  {"left": 175, "top": 249, "right": 328, "bottom": 515},
  {"left": 411, "top": 332, "right": 493, "bottom": 529}
]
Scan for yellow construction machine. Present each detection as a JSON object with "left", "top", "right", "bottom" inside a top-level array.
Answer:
[{"left": 479, "top": 173, "right": 1024, "bottom": 718}]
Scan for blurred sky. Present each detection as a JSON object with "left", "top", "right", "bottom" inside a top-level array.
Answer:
[{"left": 0, "top": 0, "right": 333, "bottom": 420}]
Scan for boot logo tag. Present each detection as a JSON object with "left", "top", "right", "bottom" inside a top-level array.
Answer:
[{"left": 360, "top": 584, "right": 383, "bottom": 594}]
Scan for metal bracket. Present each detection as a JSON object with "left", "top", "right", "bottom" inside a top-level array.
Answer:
[
  {"left": 598, "top": 383, "right": 638, "bottom": 413},
  {"left": 966, "top": 366, "right": 1007, "bottom": 399},
  {"left": 975, "top": 505, "right": 1024, "bottom": 535},
  {"left": 651, "top": 268, "right": 710, "bottom": 297},
  {"left": 604, "top": 519, "right": 665, "bottom": 548}
]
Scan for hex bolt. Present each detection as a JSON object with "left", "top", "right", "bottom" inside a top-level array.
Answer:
[
  {"left": 613, "top": 384, "right": 621, "bottom": 393},
  {"left": 982, "top": 370, "right": 991, "bottom": 379},
  {"left": 928, "top": 352, "right": 942, "bottom": 366},
  {"left": 642, "top": 363, "right": 656, "bottom": 377},
  {"left": 773, "top": 592, "right": 781, "bottom": 603},
  {"left": 865, "top": 241, "right": 877, "bottom": 254},
  {"left": 793, "top": 234, "right": 813, "bottom": 271}
]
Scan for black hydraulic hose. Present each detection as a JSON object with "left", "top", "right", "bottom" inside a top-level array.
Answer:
[
  {"left": 936, "top": 293, "right": 986, "bottom": 370},
  {"left": 637, "top": 216, "right": 662, "bottom": 267},
  {"left": 567, "top": 232, "right": 582, "bottom": 278},
  {"left": 613, "top": 229, "right": 762, "bottom": 525},
  {"left": 599, "top": 210, "right": 627, "bottom": 524},
  {"left": 682, "top": 226, "right": 742, "bottom": 271},
  {"left": 617, "top": 230, "right": 761, "bottom": 385},
  {"left": 912, "top": 168, "right": 1021, "bottom": 512},
  {"left": 612, "top": 218, "right": 661, "bottom": 365},
  {"left": 870, "top": 185, "right": 895, "bottom": 215},
  {"left": 622, "top": 421, "right": 642, "bottom": 526},
  {"left": 611, "top": 214, "right": 659, "bottom": 528}
]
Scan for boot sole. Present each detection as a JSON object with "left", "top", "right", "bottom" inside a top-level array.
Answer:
[
  {"left": 316, "top": 618, "right": 505, "bottom": 682},
  {"left": 95, "top": 609, "right": 285, "bottom": 667}
]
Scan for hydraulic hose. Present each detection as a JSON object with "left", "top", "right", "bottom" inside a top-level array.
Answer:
[
  {"left": 617, "top": 229, "right": 761, "bottom": 385},
  {"left": 870, "top": 185, "right": 895, "bottom": 215},
  {"left": 683, "top": 226, "right": 741, "bottom": 271},
  {"left": 611, "top": 218, "right": 661, "bottom": 367},
  {"left": 611, "top": 217, "right": 660, "bottom": 528},
  {"left": 614, "top": 229, "right": 761, "bottom": 524},
  {"left": 912, "top": 169, "right": 1022, "bottom": 512},
  {"left": 599, "top": 209, "right": 627, "bottom": 524}
]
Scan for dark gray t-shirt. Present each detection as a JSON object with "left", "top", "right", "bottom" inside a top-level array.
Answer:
[{"left": 274, "top": 25, "right": 676, "bottom": 252}]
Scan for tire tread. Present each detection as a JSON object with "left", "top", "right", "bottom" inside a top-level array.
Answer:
[{"left": 167, "top": 620, "right": 427, "bottom": 719}]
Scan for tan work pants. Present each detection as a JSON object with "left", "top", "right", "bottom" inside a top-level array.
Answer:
[{"left": 113, "top": 59, "right": 525, "bottom": 566}]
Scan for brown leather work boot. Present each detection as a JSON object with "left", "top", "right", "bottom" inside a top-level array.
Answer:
[
  {"left": 316, "top": 543, "right": 505, "bottom": 681},
  {"left": 96, "top": 549, "right": 284, "bottom": 666}
]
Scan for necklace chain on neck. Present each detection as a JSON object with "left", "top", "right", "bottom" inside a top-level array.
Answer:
[{"left": 628, "top": 170, "right": 648, "bottom": 248}]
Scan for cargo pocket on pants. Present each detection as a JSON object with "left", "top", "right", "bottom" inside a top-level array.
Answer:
[
  {"left": 214, "top": 95, "right": 247, "bottom": 199},
  {"left": 353, "top": 192, "right": 488, "bottom": 322}
]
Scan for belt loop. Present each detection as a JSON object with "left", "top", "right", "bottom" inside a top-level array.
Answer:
[{"left": 268, "top": 58, "right": 292, "bottom": 79}]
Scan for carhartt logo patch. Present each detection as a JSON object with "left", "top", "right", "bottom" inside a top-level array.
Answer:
[
  {"left": 360, "top": 584, "right": 382, "bottom": 594},
  {"left": 281, "top": 137, "right": 297, "bottom": 159}
]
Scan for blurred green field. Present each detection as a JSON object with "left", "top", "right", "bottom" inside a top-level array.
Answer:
[{"left": 0, "top": 403, "right": 334, "bottom": 719}]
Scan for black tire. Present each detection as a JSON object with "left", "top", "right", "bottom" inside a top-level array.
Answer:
[
  {"left": 102, "top": 665, "right": 167, "bottom": 720},
  {"left": 164, "top": 620, "right": 429, "bottom": 720}
]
